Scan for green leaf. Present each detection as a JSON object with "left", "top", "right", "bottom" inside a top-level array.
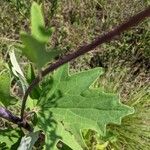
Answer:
[
  {"left": 0, "top": 71, "right": 17, "bottom": 107},
  {"left": 18, "top": 131, "right": 39, "bottom": 150},
  {"left": 0, "top": 128, "right": 23, "bottom": 149},
  {"left": 26, "top": 96, "right": 38, "bottom": 111},
  {"left": 37, "top": 64, "right": 134, "bottom": 149},
  {"left": 9, "top": 49, "right": 27, "bottom": 94},
  {"left": 38, "top": 116, "right": 82, "bottom": 150},
  {"left": 19, "top": 32, "right": 59, "bottom": 69},
  {"left": 17, "top": 2, "right": 61, "bottom": 69},
  {"left": 26, "top": 64, "right": 41, "bottom": 99},
  {"left": 26, "top": 64, "right": 36, "bottom": 84},
  {"left": 9, "top": 49, "right": 25, "bottom": 79},
  {"left": 31, "top": 2, "right": 53, "bottom": 43},
  {"left": 41, "top": 64, "right": 103, "bottom": 100}
]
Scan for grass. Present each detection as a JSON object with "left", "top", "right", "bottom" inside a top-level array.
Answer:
[
  {"left": 0, "top": 0, "right": 150, "bottom": 149},
  {"left": 95, "top": 68, "right": 150, "bottom": 150}
]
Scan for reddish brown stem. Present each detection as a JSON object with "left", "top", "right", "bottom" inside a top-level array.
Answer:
[
  {"left": 21, "top": 6, "right": 150, "bottom": 120},
  {"left": 0, "top": 107, "right": 32, "bottom": 131}
]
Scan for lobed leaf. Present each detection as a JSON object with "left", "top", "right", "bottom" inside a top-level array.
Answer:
[
  {"left": 37, "top": 64, "right": 134, "bottom": 149},
  {"left": 31, "top": 2, "right": 53, "bottom": 43},
  {"left": 17, "top": 2, "right": 61, "bottom": 69},
  {"left": 38, "top": 116, "right": 82, "bottom": 150},
  {"left": 0, "top": 128, "right": 23, "bottom": 149}
]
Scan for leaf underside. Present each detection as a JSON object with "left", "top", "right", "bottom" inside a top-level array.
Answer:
[
  {"left": 18, "top": 131, "right": 39, "bottom": 150},
  {"left": 37, "top": 64, "right": 134, "bottom": 150}
]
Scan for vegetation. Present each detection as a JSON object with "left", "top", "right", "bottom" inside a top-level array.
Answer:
[{"left": 0, "top": 0, "right": 149, "bottom": 150}]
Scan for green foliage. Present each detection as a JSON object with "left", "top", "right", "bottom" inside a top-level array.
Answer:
[
  {"left": 0, "top": 127, "right": 23, "bottom": 149},
  {"left": 17, "top": 2, "right": 60, "bottom": 69},
  {"left": 26, "top": 64, "right": 41, "bottom": 99},
  {"left": 31, "top": 2, "right": 53, "bottom": 43},
  {"left": 0, "top": 70, "right": 17, "bottom": 107},
  {"left": 1, "top": 1, "right": 149, "bottom": 150},
  {"left": 37, "top": 64, "right": 134, "bottom": 149}
]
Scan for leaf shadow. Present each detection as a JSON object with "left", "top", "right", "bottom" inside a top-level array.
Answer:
[{"left": 38, "top": 78, "right": 64, "bottom": 149}]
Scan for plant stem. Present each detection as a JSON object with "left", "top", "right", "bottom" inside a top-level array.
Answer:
[
  {"left": 21, "top": 6, "right": 150, "bottom": 120},
  {"left": 0, "top": 107, "right": 32, "bottom": 131}
]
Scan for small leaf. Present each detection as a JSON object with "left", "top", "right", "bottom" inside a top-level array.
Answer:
[
  {"left": 17, "top": 2, "right": 62, "bottom": 69},
  {"left": 9, "top": 49, "right": 27, "bottom": 93},
  {"left": 26, "top": 64, "right": 36, "bottom": 84},
  {"left": 19, "top": 32, "right": 59, "bottom": 68},
  {"left": 18, "top": 131, "right": 39, "bottom": 150},
  {"left": 31, "top": 2, "right": 53, "bottom": 43},
  {"left": 0, "top": 71, "right": 17, "bottom": 107},
  {"left": 26, "top": 64, "right": 41, "bottom": 99},
  {"left": 38, "top": 116, "right": 82, "bottom": 150},
  {"left": 26, "top": 96, "right": 38, "bottom": 110}
]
